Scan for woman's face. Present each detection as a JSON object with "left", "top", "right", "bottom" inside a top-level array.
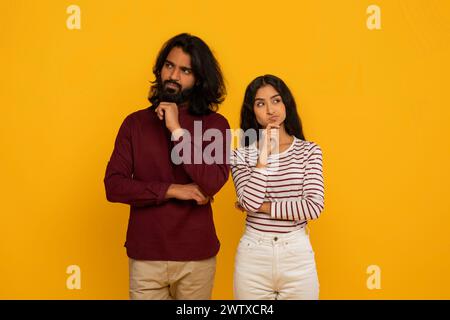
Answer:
[{"left": 253, "top": 84, "right": 286, "bottom": 128}]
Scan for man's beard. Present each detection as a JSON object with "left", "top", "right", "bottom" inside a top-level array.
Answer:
[{"left": 159, "top": 80, "right": 194, "bottom": 104}]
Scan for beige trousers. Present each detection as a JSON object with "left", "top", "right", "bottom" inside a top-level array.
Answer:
[{"left": 128, "top": 256, "right": 216, "bottom": 300}]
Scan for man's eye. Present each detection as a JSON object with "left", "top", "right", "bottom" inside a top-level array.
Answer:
[
  {"left": 165, "top": 63, "right": 173, "bottom": 68},
  {"left": 183, "top": 69, "right": 191, "bottom": 74}
]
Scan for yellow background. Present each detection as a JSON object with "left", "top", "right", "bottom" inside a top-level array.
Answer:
[{"left": 1, "top": 0, "right": 449, "bottom": 299}]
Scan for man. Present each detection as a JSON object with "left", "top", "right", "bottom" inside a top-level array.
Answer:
[{"left": 104, "top": 33, "right": 230, "bottom": 300}]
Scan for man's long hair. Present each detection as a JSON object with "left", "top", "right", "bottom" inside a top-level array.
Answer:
[{"left": 148, "top": 33, "right": 226, "bottom": 115}]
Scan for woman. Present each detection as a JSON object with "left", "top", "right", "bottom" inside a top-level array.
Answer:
[{"left": 230, "top": 74, "right": 324, "bottom": 300}]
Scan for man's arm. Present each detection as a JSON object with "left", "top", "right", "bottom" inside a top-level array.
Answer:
[
  {"left": 174, "top": 116, "right": 230, "bottom": 197},
  {"left": 104, "top": 115, "right": 171, "bottom": 207},
  {"left": 155, "top": 102, "right": 230, "bottom": 197}
]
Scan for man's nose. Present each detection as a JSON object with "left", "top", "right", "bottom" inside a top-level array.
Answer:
[{"left": 169, "top": 68, "right": 181, "bottom": 81}]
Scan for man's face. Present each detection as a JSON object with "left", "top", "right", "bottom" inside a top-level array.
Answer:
[{"left": 159, "top": 46, "right": 196, "bottom": 103}]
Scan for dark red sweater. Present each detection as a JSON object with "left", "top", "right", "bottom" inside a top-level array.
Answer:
[{"left": 104, "top": 105, "right": 230, "bottom": 261}]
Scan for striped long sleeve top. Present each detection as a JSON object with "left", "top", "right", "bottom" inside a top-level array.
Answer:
[{"left": 230, "top": 137, "right": 324, "bottom": 233}]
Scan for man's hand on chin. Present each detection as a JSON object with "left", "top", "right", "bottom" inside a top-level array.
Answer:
[{"left": 155, "top": 102, "right": 181, "bottom": 133}]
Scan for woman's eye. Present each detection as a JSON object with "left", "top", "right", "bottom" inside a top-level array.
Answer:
[
  {"left": 165, "top": 63, "right": 172, "bottom": 69},
  {"left": 273, "top": 98, "right": 280, "bottom": 104},
  {"left": 256, "top": 102, "right": 264, "bottom": 107}
]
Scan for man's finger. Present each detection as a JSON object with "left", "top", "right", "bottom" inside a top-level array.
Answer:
[
  {"left": 155, "top": 106, "right": 164, "bottom": 120},
  {"left": 157, "top": 108, "right": 165, "bottom": 120},
  {"left": 194, "top": 189, "right": 207, "bottom": 202},
  {"left": 195, "top": 196, "right": 209, "bottom": 205},
  {"left": 192, "top": 194, "right": 203, "bottom": 204}
]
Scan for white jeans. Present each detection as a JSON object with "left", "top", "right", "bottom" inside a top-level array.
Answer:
[{"left": 234, "top": 226, "right": 319, "bottom": 300}]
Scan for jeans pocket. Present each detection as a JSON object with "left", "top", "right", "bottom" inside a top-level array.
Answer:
[{"left": 237, "top": 237, "right": 257, "bottom": 253}]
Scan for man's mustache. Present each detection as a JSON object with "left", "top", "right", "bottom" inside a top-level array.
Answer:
[{"left": 163, "top": 80, "right": 181, "bottom": 92}]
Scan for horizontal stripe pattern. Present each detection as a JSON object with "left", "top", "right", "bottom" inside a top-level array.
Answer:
[{"left": 230, "top": 137, "right": 324, "bottom": 233}]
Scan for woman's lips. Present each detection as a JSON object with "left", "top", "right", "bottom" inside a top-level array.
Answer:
[{"left": 269, "top": 116, "right": 278, "bottom": 122}]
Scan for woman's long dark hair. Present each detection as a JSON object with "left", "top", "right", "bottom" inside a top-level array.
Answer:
[
  {"left": 148, "top": 33, "right": 226, "bottom": 115},
  {"left": 240, "top": 74, "right": 305, "bottom": 146}
]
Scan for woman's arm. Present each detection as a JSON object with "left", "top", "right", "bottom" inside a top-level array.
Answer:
[
  {"left": 231, "top": 149, "right": 269, "bottom": 212},
  {"left": 270, "top": 144, "right": 324, "bottom": 221},
  {"left": 242, "top": 144, "right": 324, "bottom": 221}
]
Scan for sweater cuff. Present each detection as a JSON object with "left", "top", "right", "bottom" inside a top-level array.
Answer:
[
  {"left": 155, "top": 182, "right": 171, "bottom": 205},
  {"left": 171, "top": 128, "right": 188, "bottom": 142}
]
